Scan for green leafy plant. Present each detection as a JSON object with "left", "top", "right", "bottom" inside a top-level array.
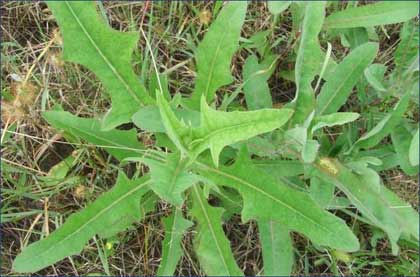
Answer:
[{"left": 13, "top": 1, "right": 419, "bottom": 275}]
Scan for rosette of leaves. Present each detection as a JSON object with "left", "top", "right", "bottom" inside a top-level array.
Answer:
[{"left": 13, "top": 1, "right": 419, "bottom": 275}]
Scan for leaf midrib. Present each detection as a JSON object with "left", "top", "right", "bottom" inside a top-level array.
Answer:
[
  {"left": 193, "top": 186, "right": 231, "bottom": 274},
  {"left": 328, "top": 165, "right": 404, "bottom": 232},
  {"left": 64, "top": 122, "right": 142, "bottom": 154},
  {"left": 318, "top": 50, "right": 373, "bottom": 115},
  {"left": 160, "top": 209, "right": 180, "bottom": 275},
  {"left": 196, "top": 162, "right": 333, "bottom": 235},
  {"left": 64, "top": 1, "right": 142, "bottom": 105},
  {"left": 315, "top": 162, "right": 398, "bottom": 232},
  {"left": 167, "top": 155, "right": 185, "bottom": 198},
  {"left": 19, "top": 180, "right": 150, "bottom": 264},
  {"left": 269, "top": 221, "right": 276, "bottom": 272},
  {"left": 357, "top": 114, "right": 391, "bottom": 142},
  {"left": 202, "top": 30, "right": 229, "bottom": 99},
  {"left": 190, "top": 118, "right": 279, "bottom": 149}
]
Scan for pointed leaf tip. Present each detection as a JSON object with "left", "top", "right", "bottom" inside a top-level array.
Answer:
[
  {"left": 47, "top": 1, "right": 153, "bottom": 130},
  {"left": 13, "top": 173, "right": 151, "bottom": 273}
]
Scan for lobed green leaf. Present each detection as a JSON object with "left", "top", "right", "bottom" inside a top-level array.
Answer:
[
  {"left": 132, "top": 105, "right": 200, "bottom": 133},
  {"left": 43, "top": 111, "right": 143, "bottom": 161},
  {"left": 242, "top": 54, "right": 276, "bottom": 110},
  {"left": 127, "top": 152, "right": 204, "bottom": 206},
  {"left": 310, "top": 177, "right": 335, "bottom": 209},
  {"left": 292, "top": 2, "right": 326, "bottom": 124},
  {"left": 191, "top": 98, "right": 293, "bottom": 167},
  {"left": 258, "top": 220, "right": 294, "bottom": 276},
  {"left": 13, "top": 173, "right": 151, "bottom": 273},
  {"left": 187, "top": 2, "right": 247, "bottom": 109},
  {"left": 354, "top": 93, "right": 410, "bottom": 149},
  {"left": 196, "top": 149, "right": 360, "bottom": 252},
  {"left": 190, "top": 186, "right": 243, "bottom": 276},
  {"left": 157, "top": 92, "right": 293, "bottom": 167},
  {"left": 157, "top": 208, "right": 193, "bottom": 276},
  {"left": 316, "top": 42, "right": 378, "bottom": 115},
  {"left": 315, "top": 158, "right": 419, "bottom": 254},
  {"left": 48, "top": 2, "right": 153, "bottom": 130}
]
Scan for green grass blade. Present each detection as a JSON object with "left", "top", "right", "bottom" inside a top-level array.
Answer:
[
  {"left": 48, "top": 2, "right": 153, "bottom": 130},
  {"left": 13, "top": 173, "right": 151, "bottom": 273}
]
